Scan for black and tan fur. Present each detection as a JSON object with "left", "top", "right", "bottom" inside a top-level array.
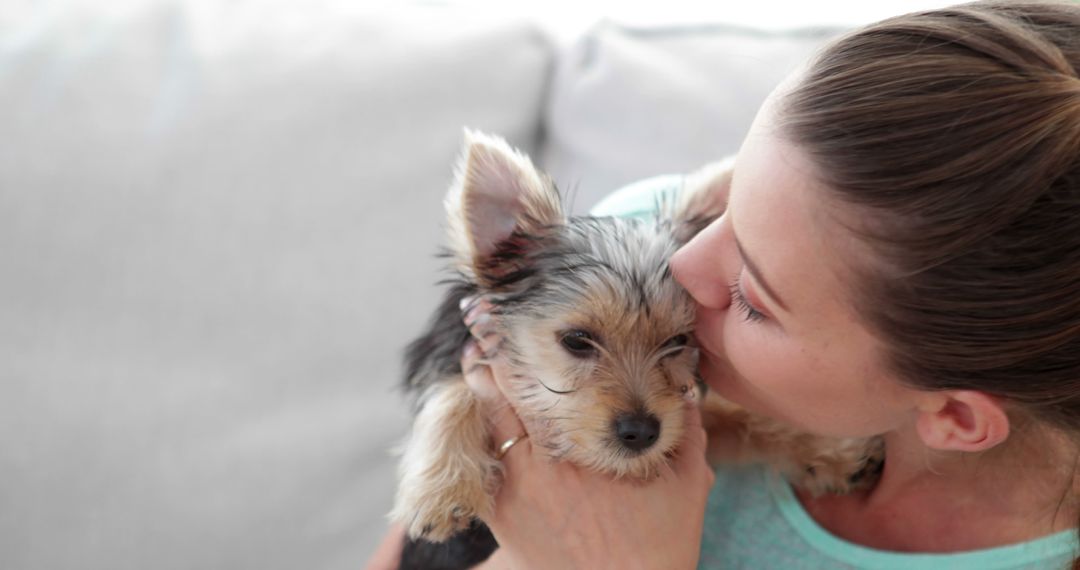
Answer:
[{"left": 392, "top": 131, "right": 882, "bottom": 570}]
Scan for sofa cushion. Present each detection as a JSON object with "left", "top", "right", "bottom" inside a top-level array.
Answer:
[
  {"left": 0, "top": 4, "right": 550, "bottom": 569},
  {"left": 540, "top": 23, "right": 843, "bottom": 213}
]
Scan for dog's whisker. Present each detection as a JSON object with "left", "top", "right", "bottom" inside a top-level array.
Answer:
[
  {"left": 535, "top": 377, "right": 576, "bottom": 395},
  {"left": 537, "top": 400, "right": 562, "bottom": 413}
]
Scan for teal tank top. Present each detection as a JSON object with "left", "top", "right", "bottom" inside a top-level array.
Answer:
[{"left": 591, "top": 175, "right": 1080, "bottom": 570}]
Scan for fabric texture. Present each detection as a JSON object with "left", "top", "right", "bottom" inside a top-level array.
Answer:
[
  {"left": 593, "top": 177, "right": 1080, "bottom": 570},
  {"left": 546, "top": 23, "right": 843, "bottom": 214},
  {"left": 0, "top": 4, "right": 550, "bottom": 569},
  {"left": 700, "top": 464, "right": 1076, "bottom": 570}
]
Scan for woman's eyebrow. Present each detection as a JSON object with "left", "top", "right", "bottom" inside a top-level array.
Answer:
[{"left": 733, "top": 233, "right": 790, "bottom": 313}]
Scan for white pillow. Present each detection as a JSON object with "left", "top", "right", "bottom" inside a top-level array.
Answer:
[
  {"left": 539, "top": 22, "right": 843, "bottom": 213},
  {"left": 0, "top": 4, "right": 551, "bottom": 569}
]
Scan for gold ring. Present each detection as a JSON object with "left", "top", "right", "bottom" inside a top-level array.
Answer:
[{"left": 496, "top": 433, "right": 528, "bottom": 460}]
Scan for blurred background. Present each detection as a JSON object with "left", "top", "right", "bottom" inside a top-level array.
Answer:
[{"left": 0, "top": 1, "right": 957, "bottom": 569}]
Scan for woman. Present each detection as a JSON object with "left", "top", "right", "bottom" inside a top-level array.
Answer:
[{"left": 369, "top": 1, "right": 1080, "bottom": 568}]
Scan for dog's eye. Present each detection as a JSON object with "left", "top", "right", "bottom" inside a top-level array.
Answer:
[
  {"left": 662, "top": 334, "right": 690, "bottom": 352},
  {"left": 559, "top": 330, "right": 598, "bottom": 357}
]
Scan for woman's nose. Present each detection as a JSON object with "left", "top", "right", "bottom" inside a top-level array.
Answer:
[{"left": 671, "top": 218, "right": 732, "bottom": 310}]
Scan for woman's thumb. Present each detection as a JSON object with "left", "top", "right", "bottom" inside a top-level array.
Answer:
[{"left": 674, "top": 402, "right": 714, "bottom": 484}]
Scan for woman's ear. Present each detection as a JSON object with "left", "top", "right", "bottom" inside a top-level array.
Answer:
[{"left": 914, "top": 391, "right": 1011, "bottom": 452}]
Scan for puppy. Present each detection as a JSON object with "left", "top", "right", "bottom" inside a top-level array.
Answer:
[{"left": 391, "top": 131, "right": 881, "bottom": 569}]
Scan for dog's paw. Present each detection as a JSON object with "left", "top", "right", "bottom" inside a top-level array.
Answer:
[
  {"left": 785, "top": 436, "right": 885, "bottom": 496},
  {"left": 391, "top": 379, "right": 500, "bottom": 541},
  {"left": 788, "top": 460, "right": 859, "bottom": 496},
  {"left": 408, "top": 501, "right": 480, "bottom": 543},
  {"left": 392, "top": 475, "right": 493, "bottom": 542}
]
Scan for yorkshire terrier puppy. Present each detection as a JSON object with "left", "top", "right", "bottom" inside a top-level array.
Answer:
[{"left": 391, "top": 131, "right": 882, "bottom": 570}]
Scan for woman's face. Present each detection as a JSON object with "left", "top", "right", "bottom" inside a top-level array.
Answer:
[{"left": 670, "top": 96, "right": 921, "bottom": 439}]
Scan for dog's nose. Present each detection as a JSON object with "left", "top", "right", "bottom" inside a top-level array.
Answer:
[{"left": 614, "top": 412, "right": 661, "bottom": 452}]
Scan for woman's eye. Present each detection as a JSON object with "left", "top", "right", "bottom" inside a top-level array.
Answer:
[
  {"left": 728, "top": 279, "right": 767, "bottom": 323},
  {"left": 559, "top": 330, "right": 598, "bottom": 357}
]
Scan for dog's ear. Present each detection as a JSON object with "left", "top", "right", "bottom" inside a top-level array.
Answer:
[
  {"left": 446, "top": 129, "right": 564, "bottom": 284},
  {"left": 669, "top": 156, "right": 735, "bottom": 244}
]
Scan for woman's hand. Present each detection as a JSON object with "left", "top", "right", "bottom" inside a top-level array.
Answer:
[
  {"left": 462, "top": 303, "right": 715, "bottom": 570},
  {"left": 363, "top": 523, "right": 404, "bottom": 570}
]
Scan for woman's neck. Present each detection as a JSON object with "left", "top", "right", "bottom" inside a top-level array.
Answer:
[{"left": 796, "top": 422, "right": 1079, "bottom": 552}]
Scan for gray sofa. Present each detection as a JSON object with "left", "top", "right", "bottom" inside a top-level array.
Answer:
[{"left": 0, "top": 4, "right": 839, "bottom": 569}]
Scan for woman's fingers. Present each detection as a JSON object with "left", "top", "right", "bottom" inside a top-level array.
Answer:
[
  {"left": 461, "top": 339, "right": 533, "bottom": 468},
  {"left": 674, "top": 402, "right": 715, "bottom": 486},
  {"left": 461, "top": 297, "right": 500, "bottom": 355},
  {"left": 681, "top": 401, "right": 707, "bottom": 453},
  {"left": 463, "top": 299, "right": 523, "bottom": 414},
  {"left": 461, "top": 340, "right": 501, "bottom": 401}
]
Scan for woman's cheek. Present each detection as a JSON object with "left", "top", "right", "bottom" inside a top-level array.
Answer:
[
  {"left": 720, "top": 318, "right": 802, "bottom": 414},
  {"left": 722, "top": 318, "right": 768, "bottom": 389}
]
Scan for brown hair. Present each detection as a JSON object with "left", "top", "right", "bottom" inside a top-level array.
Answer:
[{"left": 779, "top": 0, "right": 1080, "bottom": 566}]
